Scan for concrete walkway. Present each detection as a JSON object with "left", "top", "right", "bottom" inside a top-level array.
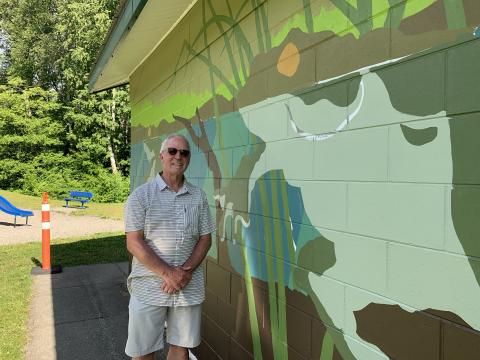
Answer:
[{"left": 26, "top": 262, "right": 169, "bottom": 360}]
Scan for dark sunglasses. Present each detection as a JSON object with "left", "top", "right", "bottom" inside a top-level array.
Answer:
[{"left": 166, "top": 147, "right": 190, "bottom": 157}]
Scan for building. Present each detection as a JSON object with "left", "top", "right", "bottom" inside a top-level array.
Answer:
[{"left": 90, "top": 1, "right": 480, "bottom": 358}]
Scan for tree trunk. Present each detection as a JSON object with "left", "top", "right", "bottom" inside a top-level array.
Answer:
[
  {"left": 108, "top": 141, "right": 118, "bottom": 174},
  {"left": 109, "top": 88, "right": 118, "bottom": 174}
]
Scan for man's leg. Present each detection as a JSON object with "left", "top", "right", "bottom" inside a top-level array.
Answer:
[
  {"left": 167, "top": 345, "right": 188, "bottom": 360},
  {"left": 166, "top": 304, "right": 202, "bottom": 360},
  {"left": 126, "top": 296, "right": 167, "bottom": 359},
  {"left": 133, "top": 353, "right": 155, "bottom": 360}
]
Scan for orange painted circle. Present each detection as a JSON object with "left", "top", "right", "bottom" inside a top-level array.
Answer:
[{"left": 277, "top": 42, "right": 300, "bottom": 77}]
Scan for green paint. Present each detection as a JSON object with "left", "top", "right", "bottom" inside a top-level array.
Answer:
[
  {"left": 271, "top": 13, "right": 309, "bottom": 45},
  {"left": 258, "top": 178, "right": 281, "bottom": 359},
  {"left": 270, "top": 178, "right": 288, "bottom": 347},
  {"left": 372, "top": 1, "right": 389, "bottom": 29},
  {"left": 319, "top": 332, "right": 335, "bottom": 360},
  {"left": 205, "top": 1, "right": 243, "bottom": 90},
  {"left": 279, "top": 180, "right": 296, "bottom": 266},
  {"left": 255, "top": 210, "right": 263, "bottom": 279},
  {"left": 131, "top": 90, "right": 208, "bottom": 126},
  {"left": 444, "top": 0, "right": 467, "bottom": 29},
  {"left": 385, "top": 0, "right": 407, "bottom": 28},
  {"left": 133, "top": 0, "right": 448, "bottom": 129},
  {"left": 345, "top": 0, "right": 357, "bottom": 8},
  {"left": 303, "top": 0, "right": 314, "bottom": 33},
  {"left": 403, "top": 0, "right": 435, "bottom": 18},
  {"left": 450, "top": 115, "right": 480, "bottom": 285},
  {"left": 293, "top": 244, "right": 355, "bottom": 360},
  {"left": 207, "top": 231, "right": 218, "bottom": 259},
  {"left": 400, "top": 124, "right": 438, "bottom": 146},
  {"left": 252, "top": 0, "right": 265, "bottom": 54},
  {"left": 240, "top": 233, "right": 264, "bottom": 360},
  {"left": 331, "top": 0, "right": 373, "bottom": 35},
  {"left": 258, "top": 1, "right": 271, "bottom": 51}
]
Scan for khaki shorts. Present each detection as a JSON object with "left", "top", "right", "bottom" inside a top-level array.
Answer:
[{"left": 125, "top": 295, "right": 202, "bottom": 357}]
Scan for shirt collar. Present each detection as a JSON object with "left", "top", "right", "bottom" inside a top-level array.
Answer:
[{"left": 156, "top": 172, "right": 191, "bottom": 194}]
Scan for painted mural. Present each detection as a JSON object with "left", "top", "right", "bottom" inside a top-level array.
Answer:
[{"left": 129, "top": 0, "right": 480, "bottom": 359}]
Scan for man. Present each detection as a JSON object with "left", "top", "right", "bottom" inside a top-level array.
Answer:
[{"left": 124, "top": 134, "right": 215, "bottom": 360}]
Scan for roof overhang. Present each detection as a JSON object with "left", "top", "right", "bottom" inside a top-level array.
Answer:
[{"left": 89, "top": 0, "right": 197, "bottom": 93}]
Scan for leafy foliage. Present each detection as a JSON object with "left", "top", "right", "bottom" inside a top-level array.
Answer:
[{"left": 0, "top": 0, "right": 131, "bottom": 202}]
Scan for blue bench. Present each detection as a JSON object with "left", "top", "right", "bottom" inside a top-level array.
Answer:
[{"left": 64, "top": 191, "right": 93, "bottom": 208}]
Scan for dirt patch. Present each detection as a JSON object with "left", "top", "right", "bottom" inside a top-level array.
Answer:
[{"left": 0, "top": 208, "right": 124, "bottom": 245}]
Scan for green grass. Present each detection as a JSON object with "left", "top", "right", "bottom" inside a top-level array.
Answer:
[
  {"left": 0, "top": 232, "right": 129, "bottom": 360},
  {"left": 0, "top": 190, "right": 124, "bottom": 220}
]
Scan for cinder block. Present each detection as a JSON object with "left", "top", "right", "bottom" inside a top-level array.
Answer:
[
  {"left": 265, "top": 137, "right": 314, "bottom": 181},
  {"left": 204, "top": 288, "right": 218, "bottom": 321},
  {"left": 387, "top": 243, "right": 480, "bottom": 330},
  {"left": 388, "top": 117, "right": 452, "bottom": 184},
  {"left": 285, "top": 301, "right": 312, "bottom": 358},
  {"left": 204, "top": 316, "right": 230, "bottom": 360},
  {"left": 343, "top": 335, "right": 390, "bottom": 360},
  {"left": 294, "top": 181, "right": 347, "bottom": 230},
  {"left": 217, "top": 297, "right": 236, "bottom": 336},
  {"left": 217, "top": 111, "right": 250, "bottom": 149},
  {"left": 237, "top": 69, "right": 269, "bottom": 109},
  {"left": 189, "top": 153, "right": 208, "bottom": 178},
  {"left": 448, "top": 113, "right": 480, "bottom": 185},
  {"left": 248, "top": 99, "right": 289, "bottom": 144},
  {"left": 206, "top": 230, "right": 218, "bottom": 261},
  {"left": 268, "top": 48, "right": 316, "bottom": 97},
  {"left": 206, "top": 260, "right": 231, "bottom": 303},
  {"left": 319, "top": 229, "right": 387, "bottom": 294},
  {"left": 347, "top": 182, "right": 445, "bottom": 249},
  {"left": 344, "top": 284, "right": 398, "bottom": 339},
  {"left": 230, "top": 339, "right": 254, "bottom": 360},
  {"left": 314, "top": 126, "right": 388, "bottom": 182},
  {"left": 209, "top": 148, "right": 232, "bottom": 179},
  {"left": 306, "top": 271, "right": 345, "bottom": 330},
  {"left": 445, "top": 185, "right": 480, "bottom": 258},
  {"left": 232, "top": 143, "right": 266, "bottom": 180},
  {"left": 347, "top": 72, "right": 422, "bottom": 131},
  {"left": 447, "top": 40, "right": 480, "bottom": 115},
  {"left": 225, "top": 179, "right": 249, "bottom": 213},
  {"left": 376, "top": 52, "right": 446, "bottom": 118},
  {"left": 443, "top": 319, "right": 480, "bottom": 359},
  {"left": 287, "top": 81, "right": 349, "bottom": 138}
]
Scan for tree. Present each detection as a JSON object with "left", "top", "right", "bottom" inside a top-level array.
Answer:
[{"left": 0, "top": 0, "right": 131, "bottom": 201}]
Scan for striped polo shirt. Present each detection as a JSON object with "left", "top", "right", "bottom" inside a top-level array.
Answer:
[{"left": 124, "top": 173, "right": 216, "bottom": 306}]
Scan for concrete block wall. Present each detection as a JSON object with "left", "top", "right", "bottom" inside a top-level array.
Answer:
[{"left": 129, "top": 0, "right": 480, "bottom": 358}]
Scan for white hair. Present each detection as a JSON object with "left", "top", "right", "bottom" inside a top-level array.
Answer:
[{"left": 160, "top": 134, "right": 190, "bottom": 153}]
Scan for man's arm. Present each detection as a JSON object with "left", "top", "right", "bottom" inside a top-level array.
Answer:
[
  {"left": 126, "top": 230, "right": 190, "bottom": 294},
  {"left": 181, "top": 233, "right": 212, "bottom": 275}
]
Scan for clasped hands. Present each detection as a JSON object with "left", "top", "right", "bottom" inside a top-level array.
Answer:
[{"left": 161, "top": 265, "right": 192, "bottom": 294}]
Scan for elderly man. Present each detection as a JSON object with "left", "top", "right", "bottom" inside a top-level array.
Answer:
[{"left": 124, "top": 134, "right": 215, "bottom": 360}]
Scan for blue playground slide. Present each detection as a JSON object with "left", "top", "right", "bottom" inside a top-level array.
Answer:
[{"left": 0, "top": 195, "right": 34, "bottom": 227}]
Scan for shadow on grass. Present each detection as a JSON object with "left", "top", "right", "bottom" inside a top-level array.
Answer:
[{"left": 50, "top": 233, "right": 131, "bottom": 268}]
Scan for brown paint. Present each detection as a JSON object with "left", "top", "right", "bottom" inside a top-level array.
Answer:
[
  {"left": 464, "top": 0, "right": 480, "bottom": 26},
  {"left": 398, "top": 1, "right": 447, "bottom": 34},
  {"left": 355, "top": 303, "right": 480, "bottom": 360}
]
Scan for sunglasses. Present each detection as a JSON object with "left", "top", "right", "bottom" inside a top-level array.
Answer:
[{"left": 166, "top": 147, "right": 190, "bottom": 157}]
